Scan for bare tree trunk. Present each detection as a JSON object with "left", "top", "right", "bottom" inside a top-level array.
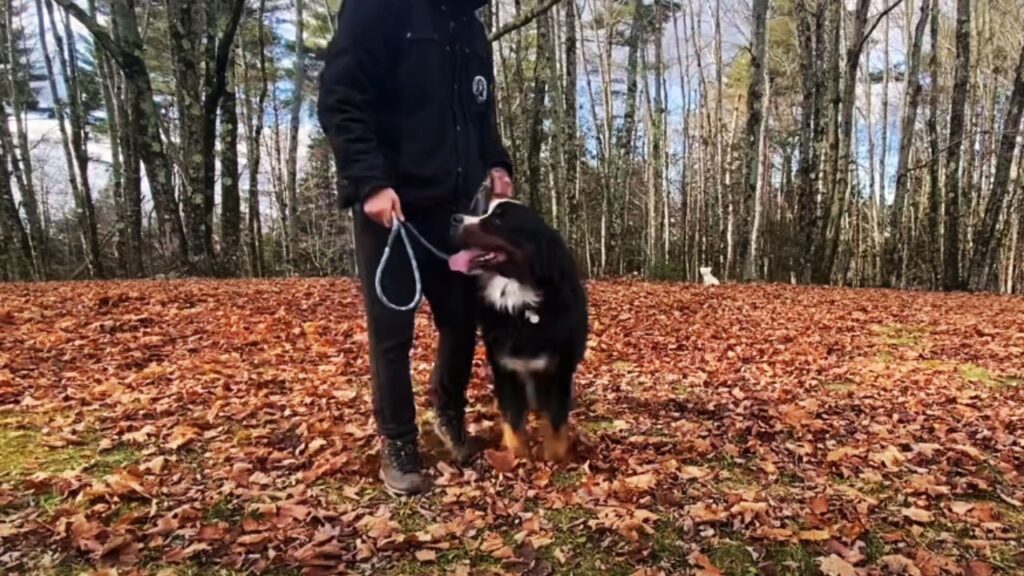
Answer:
[
  {"left": 244, "top": 0, "right": 268, "bottom": 277},
  {"left": 166, "top": 0, "right": 211, "bottom": 272},
  {"left": 942, "top": 0, "right": 970, "bottom": 290},
  {"left": 887, "top": 0, "right": 929, "bottom": 287},
  {"left": 967, "top": 39, "right": 1024, "bottom": 291},
  {"left": 812, "top": 0, "right": 840, "bottom": 282},
  {"left": 54, "top": 0, "right": 188, "bottom": 269},
  {"left": 221, "top": 58, "right": 241, "bottom": 275},
  {"left": 2, "top": 1, "right": 44, "bottom": 276},
  {"left": 526, "top": 9, "right": 552, "bottom": 215},
  {"left": 563, "top": 0, "right": 580, "bottom": 255},
  {"left": 795, "top": 0, "right": 822, "bottom": 283},
  {"left": 45, "top": 0, "right": 104, "bottom": 277},
  {"left": 876, "top": 11, "right": 890, "bottom": 285},
  {"left": 0, "top": 102, "right": 33, "bottom": 279},
  {"left": 285, "top": 0, "right": 306, "bottom": 273},
  {"left": 926, "top": 0, "right": 942, "bottom": 287},
  {"left": 742, "top": 0, "right": 768, "bottom": 280}
]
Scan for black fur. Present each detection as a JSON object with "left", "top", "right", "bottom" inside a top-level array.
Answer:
[{"left": 452, "top": 201, "right": 588, "bottom": 453}]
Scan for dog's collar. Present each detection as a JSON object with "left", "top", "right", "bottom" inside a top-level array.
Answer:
[{"left": 524, "top": 309, "right": 540, "bottom": 324}]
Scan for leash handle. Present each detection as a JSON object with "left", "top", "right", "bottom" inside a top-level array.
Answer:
[{"left": 374, "top": 219, "right": 451, "bottom": 312}]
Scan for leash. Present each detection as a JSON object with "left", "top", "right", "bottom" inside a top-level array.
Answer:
[
  {"left": 374, "top": 179, "right": 491, "bottom": 311},
  {"left": 374, "top": 218, "right": 452, "bottom": 311}
]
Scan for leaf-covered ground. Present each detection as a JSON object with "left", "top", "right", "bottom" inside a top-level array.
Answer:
[{"left": 1, "top": 279, "right": 1022, "bottom": 576}]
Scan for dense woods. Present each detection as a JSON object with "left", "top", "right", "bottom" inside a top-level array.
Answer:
[{"left": 2, "top": 0, "right": 1024, "bottom": 293}]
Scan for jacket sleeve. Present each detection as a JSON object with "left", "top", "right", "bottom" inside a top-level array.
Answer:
[
  {"left": 483, "top": 45, "right": 513, "bottom": 177},
  {"left": 317, "top": 0, "right": 394, "bottom": 203}
]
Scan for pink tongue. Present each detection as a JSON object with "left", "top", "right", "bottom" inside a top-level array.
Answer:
[{"left": 448, "top": 249, "right": 482, "bottom": 274}]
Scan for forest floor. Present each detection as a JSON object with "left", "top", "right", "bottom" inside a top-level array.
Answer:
[{"left": 1, "top": 279, "right": 1022, "bottom": 576}]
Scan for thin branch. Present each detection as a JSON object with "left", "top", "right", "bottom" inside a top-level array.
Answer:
[
  {"left": 203, "top": 0, "right": 246, "bottom": 117},
  {"left": 856, "top": 0, "right": 904, "bottom": 56},
  {"left": 489, "top": 0, "right": 563, "bottom": 43},
  {"left": 49, "top": 0, "right": 125, "bottom": 66}
]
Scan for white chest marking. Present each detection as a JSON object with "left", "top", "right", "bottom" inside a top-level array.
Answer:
[
  {"left": 497, "top": 355, "right": 553, "bottom": 410},
  {"left": 482, "top": 275, "right": 541, "bottom": 314}
]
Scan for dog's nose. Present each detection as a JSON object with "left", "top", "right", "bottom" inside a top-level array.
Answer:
[{"left": 451, "top": 214, "right": 465, "bottom": 227}]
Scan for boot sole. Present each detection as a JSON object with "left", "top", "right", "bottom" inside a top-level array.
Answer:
[{"left": 379, "top": 469, "right": 425, "bottom": 497}]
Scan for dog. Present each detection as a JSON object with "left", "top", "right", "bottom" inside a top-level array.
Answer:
[
  {"left": 449, "top": 198, "right": 588, "bottom": 461},
  {"left": 700, "top": 266, "right": 720, "bottom": 286}
]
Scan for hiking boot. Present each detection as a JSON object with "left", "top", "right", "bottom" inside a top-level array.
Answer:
[
  {"left": 379, "top": 438, "right": 427, "bottom": 496},
  {"left": 434, "top": 412, "right": 475, "bottom": 465}
]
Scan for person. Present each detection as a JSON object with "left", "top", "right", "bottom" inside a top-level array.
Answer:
[{"left": 318, "top": 0, "right": 513, "bottom": 495}]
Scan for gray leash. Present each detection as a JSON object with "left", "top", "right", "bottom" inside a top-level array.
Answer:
[
  {"left": 374, "top": 180, "right": 490, "bottom": 311},
  {"left": 375, "top": 219, "right": 451, "bottom": 311}
]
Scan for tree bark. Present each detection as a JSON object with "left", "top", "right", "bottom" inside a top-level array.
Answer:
[
  {"left": 2, "top": 1, "right": 45, "bottom": 276},
  {"left": 525, "top": 9, "right": 552, "bottom": 215},
  {"left": 925, "top": 0, "right": 942, "bottom": 286},
  {"left": 886, "top": 0, "right": 929, "bottom": 287},
  {"left": 220, "top": 57, "right": 241, "bottom": 275},
  {"left": 53, "top": 0, "right": 189, "bottom": 271},
  {"left": 742, "top": 0, "right": 768, "bottom": 280},
  {"left": 44, "top": 0, "right": 104, "bottom": 278},
  {"left": 942, "top": 0, "right": 970, "bottom": 290},
  {"left": 285, "top": 0, "right": 306, "bottom": 273},
  {"left": 967, "top": 39, "right": 1024, "bottom": 291},
  {"left": 0, "top": 101, "right": 33, "bottom": 279}
]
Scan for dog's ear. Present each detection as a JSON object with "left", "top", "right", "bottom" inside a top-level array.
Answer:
[{"left": 528, "top": 233, "right": 561, "bottom": 287}]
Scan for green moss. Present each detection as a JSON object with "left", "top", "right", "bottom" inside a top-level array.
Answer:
[
  {"left": 708, "top": 542, "right": 757, "bottom": 576},
  {"left": 873, "top": 325, "right": 928, "bottom": 348},
  {"left": 580, "top": 418, "right": 616, "bottom": 433},
  {"left": 960, "top": 364, "right": 1022, "bottom": 389},
  {"left": 203, "top": 497, "right": 243, "bottom": 523},
  {"left": 863, "top": 531, "right": 888, "bottom": 562},
  {"left": 765, "top": 544, "right": 818, "bottom": 576},
  {"left": 551, "top": 469, "right": 584, "bottom": 490}
]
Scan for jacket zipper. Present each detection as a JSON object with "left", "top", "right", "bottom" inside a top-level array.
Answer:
[{"left": 451, "top": 19, "right": 464, "bottom": 207}]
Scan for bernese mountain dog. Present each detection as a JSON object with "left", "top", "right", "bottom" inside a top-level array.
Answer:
[{"left": 448, "top": 198, "right": 588, "bottom": 461}]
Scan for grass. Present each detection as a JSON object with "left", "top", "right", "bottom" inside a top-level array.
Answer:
[
  {"left": 203, "top": 497, "right": 244, "bottom": 524},
  {"left": 551, "top": 469, "right": 584, "bottom": 490},
  {"left": 960, "top": 364, "right": 1022, "bottom": 390},
  {"left": 873, "top": 324, "right": 928, "bottom": 348},
  {"left": 764, "top": 544, "right": 818, "bottom": 576},
  {"left": 580, "top": 418, "right": 617, "bottom": 434},
  {"left": 708, "top": 541, "right": 757, "bottom": 575},
  {"left": 0, "top": 412, "right": 141, "bottom": 483}
]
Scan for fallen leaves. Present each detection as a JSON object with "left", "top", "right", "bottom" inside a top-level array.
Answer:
[
  {"left": 818, "top": 554, "right": 857, "bottom": 576},
  {"left": 902, "top": 507, "right": 935, "bottom": 524},
  {"left": 1, "top": 279, "right": 1022, "bottom": 574}
]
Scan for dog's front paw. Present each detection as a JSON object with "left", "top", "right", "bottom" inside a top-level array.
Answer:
[
  {"left": 501, "top": 423, "right": 530, "bottom": 459},
  {"left": 540, "top": 420, "right": 571, "bottom": 462}
]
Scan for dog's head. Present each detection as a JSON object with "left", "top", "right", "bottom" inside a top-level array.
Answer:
[
  {"left": 449, "top": 198, "right": 560, "bottom": 284},
  {"left": 699, "top": 266, "right": 713, "bottom": 276}
]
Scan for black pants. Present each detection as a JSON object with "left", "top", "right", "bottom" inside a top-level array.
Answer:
[{"left": 353, "top": 206, "right": 477, "bottom": 442}]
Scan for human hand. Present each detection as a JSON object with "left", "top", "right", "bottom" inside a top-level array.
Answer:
[
  {"left": 363, "top": 188, "right": 404, "bottom": 228},
  {"left": 490, "top": 168, "right": 514, "bottom": 199}
]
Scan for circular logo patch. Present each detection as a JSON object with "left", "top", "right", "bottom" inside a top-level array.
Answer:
[{"left": 472, "top": 76, "right": 488, "bottom": 104}]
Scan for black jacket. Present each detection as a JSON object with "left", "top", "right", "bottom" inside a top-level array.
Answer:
[{"left": 318, "top": 0, "right": 512, "bottom": 211}]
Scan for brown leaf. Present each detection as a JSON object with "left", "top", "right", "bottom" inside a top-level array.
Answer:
[
  {"left": 414, "top": 549, "right": 437, "bottom": 562},
  {"left": 809, "top": 495, "right": 829, "bottom": 515},
  {"left": 901, "top": 507, "right": 934, "bottom": 524},
  {"left": 963, "top": 560, "right": 993, "bottom": 576},
  {"left": 818, "top": 554, "right": 857, "bottom": 576},
  {"left": 167, "top": 425, "right": 200, "bottom": 450},
  {"left": 484, "top": 449, "right": 516, "bottom": 473}
]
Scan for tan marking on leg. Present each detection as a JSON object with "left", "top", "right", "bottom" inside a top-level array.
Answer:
[
  {"left": 540, "top": 418, "right": 570, "bottom": 462},
  {"left": 502, "top": 422, "right": 529, "bottom": 458}
]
